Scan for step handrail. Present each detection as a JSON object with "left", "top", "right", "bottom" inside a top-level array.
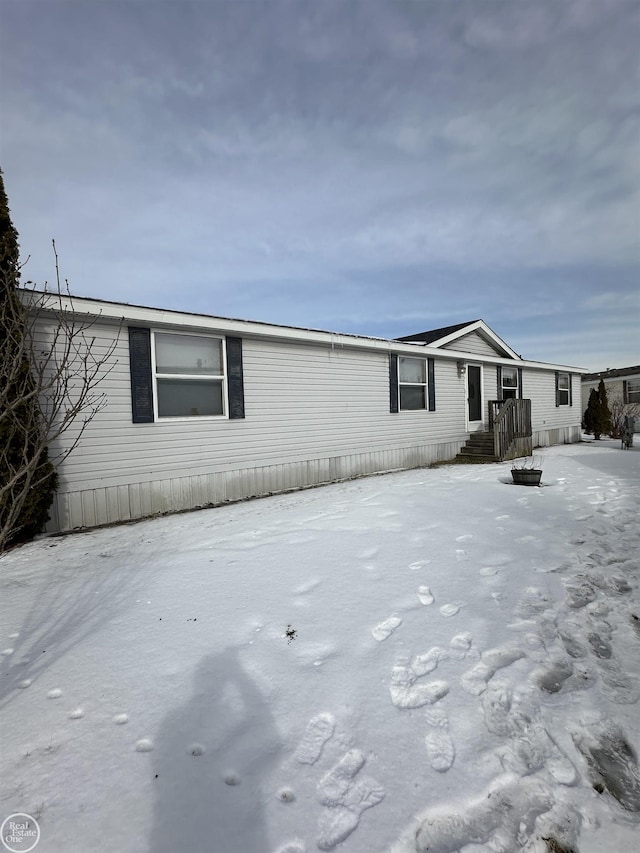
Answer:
[{"left": 489, "top": 399, "right": 532, "bottom": 460}]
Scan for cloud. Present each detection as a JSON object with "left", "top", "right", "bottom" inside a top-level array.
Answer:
[{"left": 0, "top": 0, "right": 637, "bottom": 372}]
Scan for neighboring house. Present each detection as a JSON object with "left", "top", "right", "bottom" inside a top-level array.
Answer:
[
  {"left": 581, "top": 365, "right": 640, "bottom": 412},
  {"left": 28, "top": 295, "right": 584, "bottom": 534},
  {"left": 581, "top": 365, "right": 640, "bottom": 439}
]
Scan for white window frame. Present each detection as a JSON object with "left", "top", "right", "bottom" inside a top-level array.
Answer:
[
  {"left": 627, "top": 379, "right": 640, "bottom": 403},
  {"left": 557, "top": 372, "right": 570, "bottom": 406},
  {"left": 399, "top": 357, "right": 427, "bottom": 411},
  {"left": 501, "top": 366, "right": 518, "bottom": 400},
  {"left": 151, "top": 330, "right": 227, "bottom": 420}
]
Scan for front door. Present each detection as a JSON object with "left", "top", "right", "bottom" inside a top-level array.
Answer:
[{"left": 466, "top": 364, "right": 484, "bottom": 431}]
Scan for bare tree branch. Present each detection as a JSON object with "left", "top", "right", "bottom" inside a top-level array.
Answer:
[{"left": 1, "top": 244, "right": 121, "bottom": 551}]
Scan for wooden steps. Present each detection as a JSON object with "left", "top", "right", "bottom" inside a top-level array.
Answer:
[{"left": 455, "top": 431, "right": 499, "bottom": 463}]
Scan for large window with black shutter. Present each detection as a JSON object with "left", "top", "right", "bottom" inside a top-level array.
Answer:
[
  {"left": 390, "top": 355, "right": 436, "bottom": 412},
  {"left": 154, "top": 332, "right": 225, "bottom": 417},
  {"left": 128, "top": 327, "right": 245, "bottom": 422}
]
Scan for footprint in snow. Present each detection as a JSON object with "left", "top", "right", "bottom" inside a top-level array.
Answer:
[
  {"left": 135, "top": 739, "right": 154, "bottom": 752},
  {"left": 494, "top": 709, "right": 577, "bottom": 786},
  {"left": 276, "top": 788, "right": 296, "bottom": 803},
  {"left": 47, "top": 688, "right": 63, "bottom": 699},
  {"left": 600, "top": 664, "right": 640, "bottom": 705},
  {"left": 390, "top": 648, "right": 450, "bottom": 709},
  {"left": 424, "top": 706, "right": 455, "bottom": 772},
  {"left": 588, "top": 632, "right": 612, "bottom": 659},
  {"left": 449, "top": 632, "right": 474, "bottom": 660},
  {"left": 515, "top": 587, "right": 552, "bottom": 619},
  {"left": 372, "top": 616, "right": 402, "bottom": 642},
  {"left": 392, "top": 775, "right": 554, "bottom": 853},
  {"left": 425, "top": 729, "right": 455, "bottom": 773},
  {"left": 295, "top": 713, "right": 335, "bottom": 765},
  {"left": 439, "top": 602, "right": 461, "bottom": 618},
  {"left": 408, "top": 559, "right": 430, "bottom": 571},
  {"left": 479, "top": 566, "right": 498, "bottom": 577},
  {"left": 417, "top": 586, "right": 434, "bottom": 605},
  {"left": 461, "top": 645, "right": 525, "bottom": 695},
  {"left": 534, "top": 661, "right": 573, "bottom": 694},
  {"left": 274, "top": 842, "right": 305, "bottom": 853},
  {"left": 316, "top": 749, "right": 385, "bottom": 850},
  {"left": 113, "top": 713, "right": 129, "bottom": 725},
  {"left": 572, "top": 721, "right": 640, "bottom": 811},
  {"left": 480, "top": 681, "right": 515, "bottom": 737}
]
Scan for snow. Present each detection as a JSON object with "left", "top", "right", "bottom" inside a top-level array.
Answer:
[{"left": 1, "top": 440, "right": 639, "bottom": 853}]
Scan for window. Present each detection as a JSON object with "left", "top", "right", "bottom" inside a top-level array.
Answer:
[
  {"left": 153, "top": 332, "right": 225, "bottom": 418},
  {"left": 557, "top": 372, "right": 570, "bottom": 406},
  {"left": 625, "top": 379, "right": 640, "bottom": 403},
  {"left": 389, "top": 355, "right": 435, "bottom": 413},
  {"left": 501, "top": 367, "right": 518, "bottom": 400},
  {"left": 128, "top": 328, "right": 244, "bottom": 423},
  {"left": 399, "top": 357, "right": 427, "bottom": 410}
]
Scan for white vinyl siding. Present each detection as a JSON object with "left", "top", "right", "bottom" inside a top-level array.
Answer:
[
  {"left": 442, "top": 331, "right": 503, "bottom": 358},
  {"left": 32, "top": 309, "right": 582, "bottom": 533},
  {"left": 524, "top": 369, "right": 581, "bottom": 445},
  {"left": 46, "top": 322, "right": 467, "bottom": 498}
]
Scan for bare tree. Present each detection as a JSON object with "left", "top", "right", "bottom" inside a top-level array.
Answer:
[
  {"left": 1, "top": 243, "right": 120, "bottom": 552},
  {"left": 608, "top": 394, "right": 640, "bottom": 440}
]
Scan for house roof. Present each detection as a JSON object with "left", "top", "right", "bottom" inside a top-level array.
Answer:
[
  {"left": 397, "top": 321, "right": 481, "bottom": 345},
  {"left": 21, "top": 290, "right": 586, "bottom": 373},
  {"left": 582, "top": 365, "right": 640, "bottom": 382},
  {"left": 397, "top": 318, "right": 521, "bottom": 360}
]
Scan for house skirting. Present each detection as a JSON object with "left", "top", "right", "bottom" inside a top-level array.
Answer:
[
  {"left": 46, "top": 439, "right": 466, "bottom": 534},
  {"left": 532, "top": 425, "right": 581, "bottom": 448}
]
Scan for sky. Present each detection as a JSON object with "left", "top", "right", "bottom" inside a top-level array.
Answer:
[{"left": 1, "top": 0, "right": 638, "bottom": 372}]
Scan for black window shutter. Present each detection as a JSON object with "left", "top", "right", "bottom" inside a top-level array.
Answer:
[
  {"left": 517, "top": 367, "right": 523, "bottom": 399},
  {"left": 389, "top": 354, "right": 398, "bottom": 413},
  {"left": 427, "top": 357, "right": 436, "bottom": 411},
  {"left": 554, "top": 371, "right": 560, "bottom": 407},
  {"left": 569, "top": 374, "right": 573, "bottom": 406},
  {"left": 623, "top": 380, "right": 628, "bottom": 404},
  {"left": 128, "top": 327, "right": 154, "bottom": 423},
  {"left": 496, "top": 365, "right": 503, "bottom": 401},
  {"left": 226, "top": 336, "right": 245, "bottom": 419}
]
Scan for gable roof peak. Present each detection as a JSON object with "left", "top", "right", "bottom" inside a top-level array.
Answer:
[{"left": 396, "top": 320, "right": 481, "bottom": 345}]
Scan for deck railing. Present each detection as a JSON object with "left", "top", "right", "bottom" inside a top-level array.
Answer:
[{"left": 488, "top": 398, "right": 532, "bottom": 461}]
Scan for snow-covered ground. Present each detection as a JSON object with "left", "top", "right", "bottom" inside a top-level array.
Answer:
[{"left": 1, "top": 440, "right": 639, "bottom": 853}]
